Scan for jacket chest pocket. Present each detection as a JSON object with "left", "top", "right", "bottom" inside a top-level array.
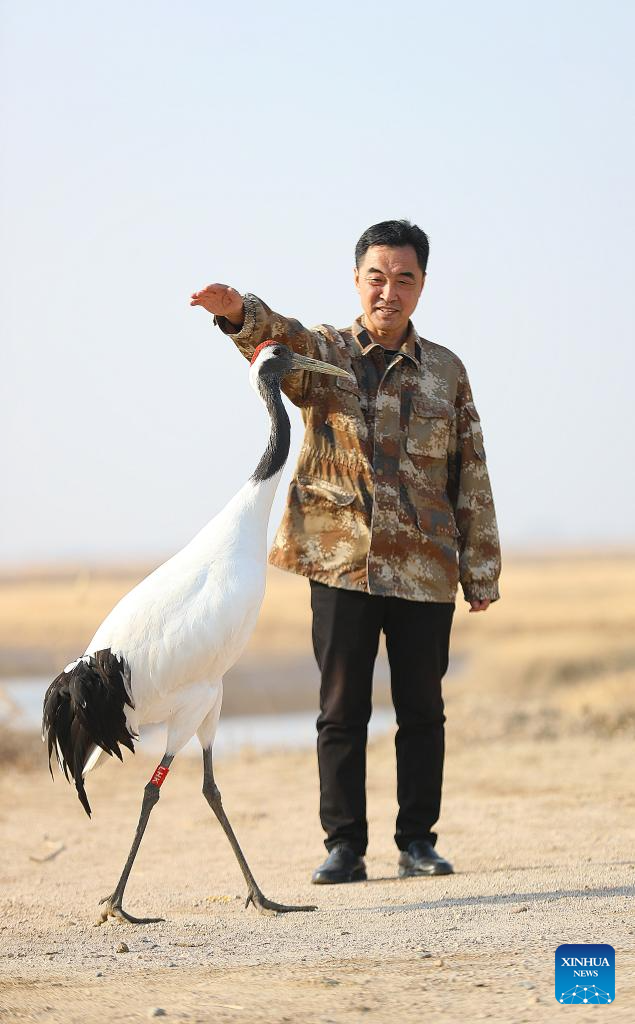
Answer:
[
  {"left": 406, "top": 398, "right": 454, "bottom": 459},
  {"left": 325, "top": 376, "right": 368, "bottom": 439}
]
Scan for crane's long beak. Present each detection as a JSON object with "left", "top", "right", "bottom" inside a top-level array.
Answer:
[{"left": 290, "top": 353, "right": 355, "bottom": 381}]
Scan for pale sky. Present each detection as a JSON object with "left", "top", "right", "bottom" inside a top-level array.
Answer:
[{"left": 2, "top": 0, "right": 634, "bottom": 564}]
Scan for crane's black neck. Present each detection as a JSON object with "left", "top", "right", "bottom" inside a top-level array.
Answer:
[{"left": 251, "top": 376, "right": 291, "bottom": 482}]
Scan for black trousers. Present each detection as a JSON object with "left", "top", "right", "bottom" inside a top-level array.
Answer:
[{"left": 310, "top": 580, "right": 455, "bottom": 856}]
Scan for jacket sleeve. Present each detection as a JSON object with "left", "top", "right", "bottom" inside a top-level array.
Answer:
[
  {"left": 214, "top": 292, "right": 345, "bottom": 407},
  {"left": 447, "top": 363, "right": 502, "bottom": 603}
]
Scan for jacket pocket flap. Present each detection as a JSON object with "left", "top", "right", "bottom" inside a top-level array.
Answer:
[
  {"left": 415, "top": 507, "right": 460, "bottom": 538},
  {"left": 412, "top": 397, "right": 454, "bottom": 419},
  {"left": 296, "top": 476, "right": 356, "bottom": 506},
  {"left": 336, "top": 376, "right": 361, "bottom": 395},
  {"left": 464, "top": 401, "right": 481, "bottom": 421}
]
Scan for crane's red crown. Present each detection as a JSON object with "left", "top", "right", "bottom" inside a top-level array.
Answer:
[{"left": 250, "top": 340, "right": 278, "bottom": 366}]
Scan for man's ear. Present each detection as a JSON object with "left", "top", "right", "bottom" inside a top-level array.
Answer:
[{"left": 353, "top": 266, "right": 360, "bottom": 291}]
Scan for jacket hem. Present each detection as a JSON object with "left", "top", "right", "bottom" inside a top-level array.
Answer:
[{"left": 268, "top": 553, "right": 459, "bottom": 603}]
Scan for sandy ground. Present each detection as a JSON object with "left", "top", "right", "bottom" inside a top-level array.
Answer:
[
  {"left": 1, "top": 731, "right": 633, "bottom": 1023},
  {"left": 1, "top": 554, "right": 634, "bottom": 1021}
]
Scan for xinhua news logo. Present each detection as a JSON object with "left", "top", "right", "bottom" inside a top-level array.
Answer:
[{"left": 555, "top": 944, "right": 615, "bottom": 1004}]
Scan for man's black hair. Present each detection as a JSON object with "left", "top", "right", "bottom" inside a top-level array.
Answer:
[{"left": 355, "top": 219, "right": 429, "bottom": 274}]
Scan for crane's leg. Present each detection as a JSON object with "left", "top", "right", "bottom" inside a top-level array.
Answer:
[
  {"left": 202, "top": 746, "right": 316, "bottom": 915},
  {"left": 96, "top": 754, "right": 174, "bottom": 925}
]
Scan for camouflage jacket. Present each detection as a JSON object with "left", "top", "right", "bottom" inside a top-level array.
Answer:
[{"left": 215, "top": 293, "right": 501, "bottom": 604}]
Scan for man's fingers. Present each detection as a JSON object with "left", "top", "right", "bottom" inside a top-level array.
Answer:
[
  {"left": 190, "top": 283, "right": 243, "bottom": 323},
  {"left": 203, "top": 283, "right": 230, "bottom": 295},
  {"left": 190, "top": 284, "right": 227, "bottom": 311},
  {"left": 191, "top": 283, "right": 229, "bottom": 298}
]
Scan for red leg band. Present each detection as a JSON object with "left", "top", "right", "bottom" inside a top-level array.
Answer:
[{"left": 150, "top": 764, "right": 169, "bottom": 788}]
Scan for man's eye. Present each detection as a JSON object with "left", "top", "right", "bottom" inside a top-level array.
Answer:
[{"left": 368, "top": 278, "right": 383, "bottom": 285}]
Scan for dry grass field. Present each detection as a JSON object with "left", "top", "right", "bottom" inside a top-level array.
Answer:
[
  {"left": 1, "top": 551, "right": 634, "bottom": 731},
  {"left": 1, "top": 552, "right": 634, "bottom": 1023}
]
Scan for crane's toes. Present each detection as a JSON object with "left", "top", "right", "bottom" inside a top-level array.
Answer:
[
  {"left": 96, "top": 894, "right": 165, "bottom": 926},
  {"left": 246, "top": 891, "right": 317, "bottom": 916}
]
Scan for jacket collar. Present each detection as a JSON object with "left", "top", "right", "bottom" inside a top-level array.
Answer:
[{"left": 352, "top": 316, "right": 421, "bottom": 367}]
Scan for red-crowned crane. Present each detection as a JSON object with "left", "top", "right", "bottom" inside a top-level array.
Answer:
[{"left": 42, "top": 338, "right": 353, "bottom": 923}]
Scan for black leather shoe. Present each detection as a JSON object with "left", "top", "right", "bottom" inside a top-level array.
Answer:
[
  {"left": 398, "top": 840, "right": 454, "bottom": 877},
  {"left": 311, "top": 844, "right": 367, "bottom": 885}
]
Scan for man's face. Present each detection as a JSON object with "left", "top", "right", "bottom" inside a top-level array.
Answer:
[{"left": 354, "top": 244, "right": 425, "bottom": 341}]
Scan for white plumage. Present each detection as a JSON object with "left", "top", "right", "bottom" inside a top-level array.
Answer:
[
  {"left": 85, "top": 474, "right": 274, "bottom": 765},
  {"left": 42, "top": 341, "right": 352, "bottom": 922}
]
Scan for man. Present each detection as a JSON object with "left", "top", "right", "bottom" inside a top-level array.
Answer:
[{"left": 191, "top": 220, "right": 501, "bottom": 884}]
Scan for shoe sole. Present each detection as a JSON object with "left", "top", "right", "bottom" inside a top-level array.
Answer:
[
  {"left": 311, "top": 867, "right": 367, "bottom": 885},
  {"left": 398, "top": 864, "right": 453, "bottom": 877}
]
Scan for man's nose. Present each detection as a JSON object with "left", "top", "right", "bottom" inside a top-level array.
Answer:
[{"left": 380, "top": 280, "right": 398, "bottom": 303}]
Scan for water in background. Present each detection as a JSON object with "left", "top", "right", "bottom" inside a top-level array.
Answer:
[{"left": 0, "top": 677, "right": 396, "bottom": 759}]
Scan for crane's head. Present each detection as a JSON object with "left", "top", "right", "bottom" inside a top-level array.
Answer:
[{"left": 249, "top": 340, "right": 355, "bottom": 386}]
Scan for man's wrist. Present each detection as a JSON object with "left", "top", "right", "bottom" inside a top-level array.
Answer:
[
  {"left": 224, "top": 308, "right": 245, "bottom": 328},
  {"left": 214, "top": 293, "right": 259, "bottom": 341},
  {"left": 214, "top": 310, "right": 244, "bottom": 333}
]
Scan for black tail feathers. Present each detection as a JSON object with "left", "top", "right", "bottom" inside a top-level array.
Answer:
[{"left": 42, "top": 649, "right": 136, "bottom": 816}]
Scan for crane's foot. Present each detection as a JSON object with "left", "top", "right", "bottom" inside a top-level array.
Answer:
[
  {"left": 245, "top": 889, "right": 317, "bottom": 916},
  {"left": 95, "top": 893, "right": 165, "bottom": 926}
]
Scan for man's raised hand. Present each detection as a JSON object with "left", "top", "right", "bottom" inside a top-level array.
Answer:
[{"left": 190, "top": 283, "right": 245, "bottom": 327}]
